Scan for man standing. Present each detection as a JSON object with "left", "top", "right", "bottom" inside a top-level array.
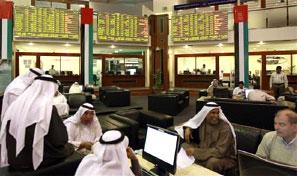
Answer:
[
  {"left": 256, "top": 109, "right": 297, "bottom": 166},
  {"left": 1, "top": 68, "right": 43, "bottom": 120},
  {"left": 270, "top": 66, "right": 288, "bottom": 99},
  {"left": 175, "top": 102, "right": 236, "bottom": 173},
  {"left": 0, "top": 75, "right": 74, "bottom": 169},
  {"left": 48, "top": 65, "right": 57, "bottom": 76}
]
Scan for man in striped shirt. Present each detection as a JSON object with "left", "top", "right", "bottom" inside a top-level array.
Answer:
[{"left": 270, "top": 66, "right": 288, "bottom": 99}]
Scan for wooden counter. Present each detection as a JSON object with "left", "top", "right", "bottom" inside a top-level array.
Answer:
[
  {"left": 102, "top": 74, "right": 145, "bottom": 88},
  {"left": 175, "top": 74, "right": 216, "bottom": 89}
]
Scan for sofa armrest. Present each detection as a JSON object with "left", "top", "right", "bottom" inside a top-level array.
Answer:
[
  {"left": 139, "top": 110, "right": 174, "bottom": 128},
  {"left": 109, "top": 114, "right": 139, "bottom": 128}
]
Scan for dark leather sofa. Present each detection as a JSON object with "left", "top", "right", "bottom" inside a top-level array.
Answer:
[
  {"left": 196, "top": 98, "right": 288, "bottom": 130},
  {"left": 109, "top": 109, "right": 174, "bottom": 149},
  {"left": 148, "top": 89, "right": 189, "bottom": 116},
  {"left": 99, "top": 86, "right": 130, "bottom": 107},
  {"left": 64, "top": 93, "right": 93, "bottom": 115}
]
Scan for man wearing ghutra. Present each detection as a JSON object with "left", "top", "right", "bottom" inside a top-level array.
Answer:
[
  {"left": 74, "top": 130, "right": 141, "bottom": 176},
  {"left": 1, "top": 68, "right": 44, "bottom": 120},
  {"left": 0, "top": 75, "right": 74, "bottom": 170},
  {"left": 64, "top": 103, "right": 102, "bottom": 152},
  {"left": 175, "top": 102, "right": 236, "bottom": 173}
]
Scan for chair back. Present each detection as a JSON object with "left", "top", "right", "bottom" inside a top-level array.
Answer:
[{"left": 238, "top": 150, "right": 297, "bottom": 176}]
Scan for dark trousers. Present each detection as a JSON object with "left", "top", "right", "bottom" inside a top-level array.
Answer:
[{"left": 272, "top": 83, "right": 285, "bottom": 99}]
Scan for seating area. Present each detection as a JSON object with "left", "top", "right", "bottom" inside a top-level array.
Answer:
[
  {"left": 148, "top": 89, "right": 189, "bottom": 116},
  {"left": 112, "top": 109, "right": 174, "bottom": 149},
  {"left": 99, "top": 86, "right": 131, "bottom": 107},
  {"left": 196, "top": 97, "right": 288, "bottom": 130}
]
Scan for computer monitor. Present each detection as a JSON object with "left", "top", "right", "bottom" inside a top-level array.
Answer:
[
  {"left": 213, "top": 87, "right": 230, "bottom": 98},
  {"left": 238, "top": 150, "right": 297, "bottom": 176},
  {"left": 143, "top": 125, "right": 180, "bottom": 176}
]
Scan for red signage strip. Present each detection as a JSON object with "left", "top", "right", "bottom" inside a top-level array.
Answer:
[
  {"left": 0, "top": 1, "right": 13, "bottom": 19},
  {"left": 81, "top": 7, "right": 93, "bottom": 25},
  {"left": 233, "top": 5, "right": 248, "bottom": 23}
]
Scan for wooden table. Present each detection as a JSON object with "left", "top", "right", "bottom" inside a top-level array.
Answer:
[{"left": 135, "top": 154, "right": 222, "bottom": 176}]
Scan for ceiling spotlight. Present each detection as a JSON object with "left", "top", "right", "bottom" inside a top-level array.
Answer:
[
  {"left": 217, "top": 43, "right": 223, "bottom": 47},
  {"left": 258, "top": 41, "right": 264, "bottom": 44},
  {"left": 28, "top": 42, "right": 34, "bottom": 46},
  {"left": 110, "top": 45, "right": 116, "bottom": 49},
  {"left": 64, "top": 43, "right": 71, "bottom": 47}
]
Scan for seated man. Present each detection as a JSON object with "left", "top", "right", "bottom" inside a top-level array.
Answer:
[
  {"left": 256, "top": 109, "right": 297, "bottom": 166},
  {"left": 1, "top": 68, "right": 43, "bottom": 120},
  {"left": 232, "top": 81, "right": 246, "bottom": 100},
  {"left": 64, "top": 103, "right": 102, "bottom": 153},
  {"left": 175, "top": 102, "right": 236, "bottom": 173},
  {"left": 53, "top": 90, "right": 69, "bottom": 117},
  {"left": 69, "top": 82, "right": 82, "bottom": 94},
  {"left": 0, "top": 75, "right": 74, "bottom": 170},
  {"left": 247, "top": 89, "right": 275, "bottom": 102},
  {"left": 74, "top": 130, "right": 141, "bottom": 176},
  {"left": 207, "top": 79, "right": 219, "bottom": 97}
]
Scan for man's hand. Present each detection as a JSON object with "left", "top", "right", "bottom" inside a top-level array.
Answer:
[
  {"left": 78, "top": 141, "right": 93, "bottom": 150},
  {"left": 184, "top": 127, "right": 193, "bottom": 143},
  {"left": 126, "top": 147, "right": 138, "bottom": 160},
  {"left": 185, "top": 147, "right": 195, "bottom": 156}
]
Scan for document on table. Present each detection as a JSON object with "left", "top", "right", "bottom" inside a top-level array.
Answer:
[{"left": 177, "top": 147, "right": 195, "bottom": 169}]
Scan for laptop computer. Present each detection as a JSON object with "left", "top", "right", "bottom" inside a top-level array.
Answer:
[{"left": 238, "top": 150, "right": 297, "bottom": 176}]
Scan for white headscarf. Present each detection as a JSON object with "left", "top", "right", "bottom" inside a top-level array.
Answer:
[
  {"left": 175, "top": 102, "right": 236, "bottom": 144},
  {"left": 1, "top": 68, "right": 44, "bottom": 120},
  {"left": 74, "top": 130, "right": 134, "bottom": 176},
  {"left": 64, "top": 103, "right": 95, "bottom": 124},
  {"left": 0, "top": 75, "right": 58, "bottom": 169},
  {"left": 69, "top": 82, "right": 82, "bottom": 94}
]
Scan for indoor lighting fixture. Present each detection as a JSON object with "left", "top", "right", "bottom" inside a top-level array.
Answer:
[
  {"left": 258, "top": 41, "right": 265, "bottom": 45},
  {"left": 28, "top": 42, "right": 34, "bottom": 46},
  {"left": 110, "top": 45, "right": 116, "bottom": 49},
  {"left": 64, "top": 43, "right": 71, "bottom": 47},
  {"left": 217, "top": 43, "right": 223, "bottom": 47}
]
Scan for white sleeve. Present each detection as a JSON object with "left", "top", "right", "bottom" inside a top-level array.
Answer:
[{"left": 65, "top": 123, "right": 81, "bottom": 147}]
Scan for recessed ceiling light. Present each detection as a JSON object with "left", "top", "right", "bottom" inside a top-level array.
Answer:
[
  {"left": 217, "top": 43, "right": 223, "bottom": 47},
  {"left": 258, "top": 41, "right": 265, "bottom": 45}
]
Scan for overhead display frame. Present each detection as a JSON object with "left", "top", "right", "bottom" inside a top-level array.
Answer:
[
  {"left": 97, "top": 12, "right": 149, "bottom": 43},
  {"left": 14, "top": 6, "right": 79, "bottom": 40},
  {"left": 171, "top": 11, "right": 228, "bottom": 42}
]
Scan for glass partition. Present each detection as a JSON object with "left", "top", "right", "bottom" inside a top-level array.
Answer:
[
  {"left": 177, "top": 57, "right": 215, "bottom": 75},
  {"left": 60, "top": 56, "right": 80, "bottom": 75},
  {"left": 105, "top": 57, "right": 125, "bottom": 75},
  {"left": 219, "top": 56, "right": 235, "bottom": 86},
  {"left": 19, "top": 55, "right": 37, "bottom": 75},
  {"left": 104, "top": 57, "right": 144, "bottom": 75},
  {"left": 266, "top": 55, "right": 291, "bottom": 75},
  {"left": 293, "top": 54, "right": 297, "bottom": 75},
  {"left": 177, "top": 57, "right": 195, "bottom": 75},
  {"left": 125, "top": 58, "right": 143, "bottom": 75},
  {"left": 249, "top": 55, "right": 262, "bottom": 88},
  {"left": 93, "top": 58, "right": 102, "bottom": 86},
  {"left": 40, "top": 56, "right": 61, "bottom": 75},
  {"left": 196, "top": 57, "right": 216, "bottom": 75},
  {"left": 40, "top": 56, "right": 80, "bottom": 76},
  {"left": 0, "top": 60, "right": 12, "bottom": 93}
]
